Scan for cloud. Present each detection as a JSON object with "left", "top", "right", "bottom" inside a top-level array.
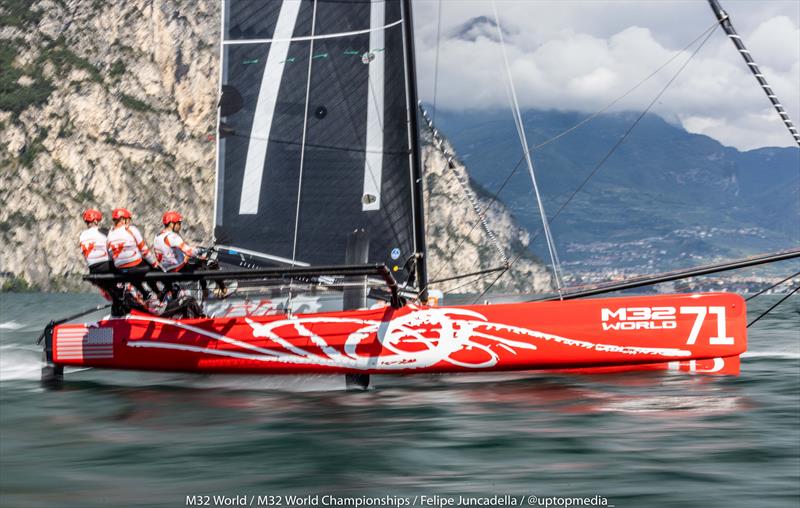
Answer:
[{"left": 413, "top": 1, "right": 800, "bottom": 150}]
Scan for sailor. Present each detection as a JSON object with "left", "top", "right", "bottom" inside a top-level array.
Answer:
[
  {"left": 79, "top": 209, "right": 111, "bottom": 274},
  {"left": 154, "top": 211, "right": 220, "bottom": 299},
  {"left": 79, "top": 208, "right": 127, "bottom": 304},
  {"left": 106, "top": 208, "right": 160, "bottom": 298},
  {"left": 153, "top": 211, "right": 206, "bottom": 273}
]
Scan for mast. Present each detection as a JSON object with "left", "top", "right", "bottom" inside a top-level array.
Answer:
[
  {"left": 401, "top": 0, "right": 429, "bottom": 301},
  {"left": 707, "top": 0, "right": 800, "bottom": 146}
]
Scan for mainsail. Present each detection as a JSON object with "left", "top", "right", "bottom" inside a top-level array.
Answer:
[{"left": 214, "top": 0, "right": 426, "bottom": 288}]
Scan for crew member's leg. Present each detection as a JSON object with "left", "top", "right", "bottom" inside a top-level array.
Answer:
[
  {"left": 89, "top": 261, "right": 122, "bottom": 301},
  {"left": 174, "top": 261, "right": 210, "bottom": 297},
  {"left": 119, "top": 264, "right": 155, "bottom": 298},
  {"left": 181, "top": 259, "right": 228, "bottom": 297}
]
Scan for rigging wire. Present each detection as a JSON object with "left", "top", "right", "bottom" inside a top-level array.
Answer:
[
  {"left": 746, "top": 270, "right": 800, "bottom": 302},
  {"left": 471, "top": 249, "right": 528, "bottom": 304},
  {"left": 427, "top": 0, "right": 444, "bottom": 223},
  {"left": 413, "top": 138, "right": 510, "bottom": 298},
  {"left": 484, "top": 19, "right": 721, "bottom": 293},
  {"left": 492, "top": 0, "right": 564, "bottom": 295},
  {"left": 426, "top": 149, "right": 526, "bottom": 285},
  {"left": 431, "top": 0, "right": 443, "bottom": 126},
  {"left": 419, "top": 106, "right": 509, "bottom": 265},
  {"left": 287, "top": 0, "right": 319, "bottom": 313},
  {"left": 526, "top": 249, "right": 800, "bottom": 301},
  {"left": 747, "top": 285, "right": 800, "bottom": 328},
  {"left": 441, "top": 269, "right": 506, "bottom": 295},
  {"left": 419, "top": 16, "right": 721, "bottom": 299},
  {"left": 291, "top": 0, "right": 319, "bottom": 266},
  {"left": 429, "top": 265, "right": 507, "bottom": 285},
  {"left": 420, "top": 19, "right": 721, "bottom": 298},
  {"left": 707, "top": 0, "right": 800, "bottom": 146},
  {"left": 531, "top": 19, "right": 722, "bottom": 151},
  {"left": 223, "top": 18, "right": 723, "bottom": 289}
]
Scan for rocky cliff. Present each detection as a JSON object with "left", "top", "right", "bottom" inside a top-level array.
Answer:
[
  {"left": 0, "top": 0, "right": 552, "bottom": 295},
  {"left": 1, "top": 0, "right": 218, "bottom": 290},
  {"left": 421, "top": 136, "right": 553, "bottom": 294}
]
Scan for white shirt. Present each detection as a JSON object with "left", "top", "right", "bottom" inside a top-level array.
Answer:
[
  {"left": 107, "top": 224, "right": 157, "bottom": 268},
  {"left": 79, "top": 226, "right": 109, "bottom": 267},
  {"left": 153, "top": 230, "right": 196, "bottom": 272}
]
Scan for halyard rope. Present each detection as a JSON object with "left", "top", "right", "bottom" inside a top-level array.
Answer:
[
  {"left": 492, "top": 0, "right": 564, "bottom": 296},
  {"left": 482, "top": 17, "right": 720, "bottom": 294}
]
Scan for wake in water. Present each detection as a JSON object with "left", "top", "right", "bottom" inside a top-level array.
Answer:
[
  {"left": 0, "top": 337, "right": 348, "bottom": 391},
  {"left": 742, "top": 351, "right": 800, "bottom": 359},
  {"left": 0, "top": 320, "right": 24, "bottom": 330},
  {"left": 0, "top": 343, "right": 41, "bottom": 382}
]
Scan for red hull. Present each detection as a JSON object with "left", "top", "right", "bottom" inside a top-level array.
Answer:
[{"left": 52, "top": 293, "right": 746, "bottom": 375}]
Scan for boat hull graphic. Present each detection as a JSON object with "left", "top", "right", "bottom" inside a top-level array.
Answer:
[{"left": 52, "top": 293, "right": 746, "bottom": 375}]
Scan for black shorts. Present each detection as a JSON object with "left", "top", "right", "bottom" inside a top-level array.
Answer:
[
  {"left": 117, "top": 263, "right": 157, "bottom": 276},
  {"left": 88, "top": 261, "right": 113, "bottom": 274}
]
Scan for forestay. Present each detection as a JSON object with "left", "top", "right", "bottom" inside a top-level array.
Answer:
[{"left": 214, "top": 0, "right": 425, "bottom": 287}]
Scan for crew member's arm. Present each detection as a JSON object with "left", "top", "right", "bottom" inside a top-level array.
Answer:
[
  {"left": 167, "top": 232, "right": 201, "bottom": 259},
  {"left": 129, "top": 226, "right": 160, "bottom": 268}
]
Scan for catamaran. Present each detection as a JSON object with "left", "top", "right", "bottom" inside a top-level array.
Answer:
[{"left": 39, "top": 0, "right": 799, "bottom": 388}]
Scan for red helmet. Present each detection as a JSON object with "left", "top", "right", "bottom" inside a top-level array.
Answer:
[
  {"left": 82, "top": 209, "right": 102, "bottom": 222},
  {"left": 112, "top": 208, "right": 132, "bottom": 220},
  {"left": 162, "top": 211, "right": 183, "bottom": 225}
]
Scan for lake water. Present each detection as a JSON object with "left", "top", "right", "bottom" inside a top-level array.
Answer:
[{"left": 1, "top": 292, "right": 798, "bottom": 508}]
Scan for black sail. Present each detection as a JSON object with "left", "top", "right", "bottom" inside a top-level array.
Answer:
[{"left": 214, "top": 0, "right": 425, "bottom": 288}]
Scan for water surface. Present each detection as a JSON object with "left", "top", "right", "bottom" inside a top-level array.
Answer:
[{"left": 1, "top": 293, "right": 798, "bottom": 508}]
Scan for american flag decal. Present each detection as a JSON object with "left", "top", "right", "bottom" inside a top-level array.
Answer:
[{"left": 55, "top": 325, "right": 114, "bottom": 361}]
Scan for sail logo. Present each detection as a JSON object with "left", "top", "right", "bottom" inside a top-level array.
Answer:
[{"left": 601, "top": 307, "right": 677, "bottom": 331}]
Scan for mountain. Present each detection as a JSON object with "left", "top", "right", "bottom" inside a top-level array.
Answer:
[
  {"left": 451, "top": 16, "right": 509, "bottom": 43},
  {"left": 0, "top": 0, "right": 551, "bottom": 293},
  {"left": 2, "top": 0, "right": 794, "bottom": 293},
  {"left": 434, "top": 109, "right": 800, "bottom": 278}
]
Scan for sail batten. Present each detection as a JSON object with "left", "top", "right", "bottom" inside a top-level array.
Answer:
[
  {"left": 215, "top": 244, "right": 311, "bottom": 267},
  {"left": 215, "top": 0, "right": 425, "bottom": 288},
  {"left": 222, "top": 18, "right": 404, "bottom": 45}
]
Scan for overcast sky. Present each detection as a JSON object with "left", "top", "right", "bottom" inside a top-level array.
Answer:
[{"left": 411, "top": 0, "right": 800, "bottom": 151}]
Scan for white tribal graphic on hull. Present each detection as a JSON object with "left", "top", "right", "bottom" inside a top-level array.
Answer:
[{"left": 121, "top": 307, "right": 693, "bottom": 370}]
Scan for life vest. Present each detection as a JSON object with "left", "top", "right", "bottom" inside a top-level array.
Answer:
[
  {"left": 153, "top": 230, "right": 196, "bottom": 272},
  {"left": 79, "top": 226, "right": 109, "bottom": 267},
  {"left": 107, "top": 224, "right": 158, "bottom": 268}
]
